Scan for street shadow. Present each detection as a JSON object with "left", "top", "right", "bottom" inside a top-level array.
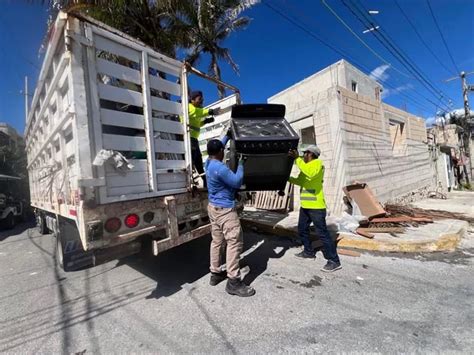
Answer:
[
  {"left": 0, "top": 218, "right": 36, "bottom": 242},
  {"left": 121, "top": 229, "right": 293, "bottom": 299}
]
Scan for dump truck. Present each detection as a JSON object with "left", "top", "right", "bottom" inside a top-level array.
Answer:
[{"left": 24, "top": 11, "right": 240, "bottom": 271}]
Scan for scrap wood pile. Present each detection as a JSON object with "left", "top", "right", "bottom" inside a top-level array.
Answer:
[
  {"left": 385, "top": 204, "right": 474, "bottom": 224},
  {"left": 342, "top": 182, "right": 471, "bottom": 240}
]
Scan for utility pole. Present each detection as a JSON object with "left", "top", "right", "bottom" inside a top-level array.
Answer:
[
  {"left": 24, "top": 76, "right": 29, "bottom": 123},
  {"left": 445, "top": 71, "right": 473, "bottom": 184}
]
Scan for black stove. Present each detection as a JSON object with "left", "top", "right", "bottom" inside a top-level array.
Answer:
[{"left": 228, "top": 104, "right": 299, "bottom": 191}]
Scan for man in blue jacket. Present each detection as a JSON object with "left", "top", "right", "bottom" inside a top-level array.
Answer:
[{"left": 205, "top": 138, "right": 255, "bottom": 297}]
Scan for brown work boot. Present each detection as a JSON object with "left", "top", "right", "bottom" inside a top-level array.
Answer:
[{"left": 225, "top": 278, "right": 256, "bottom": 297}]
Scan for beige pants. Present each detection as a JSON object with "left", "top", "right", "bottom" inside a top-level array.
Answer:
[{"left": 208, "top": 204, "right": 243, "bottom": 279}]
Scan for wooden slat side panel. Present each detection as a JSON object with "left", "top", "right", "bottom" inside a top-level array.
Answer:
[
  {"left": 150, "top": 96, "right": 182, "bottom": 115},
  {"left": 106, "top": 171, "right": 149, "bottom": 188},
  {"left": 149, "top": 75, "right": 181, "bottom": 96},
  {"left": 103, "top": 134, "right": 146, "bottom": 151},
  {"left": 154, "top": 138, "right": 186, "bottom": 154},
  {"left": 152, "top": 118, "right": 184, "bottom": 135},
  {"left": 107, "top": 185, "right": 149, "bottom": 196},
  {"left": 96, "top": 58, "right": 141, "bottom": 85},
  {"left": 149, "top": 57, "right": 181, "bottom": 77},
  {"left": 105, "top": 159, "right": 148, "bottom": 175},
  {"left": 94, "top": 35, "right": 140, "bottom": 63},
  {"left": 100, "top": 109, "right": 145, "bottom": 130},
  {"left": 155, "top": 160, "right": 186, "bottom": 169},
  {"left": 98, "top": 83, "right": 143, "bottom": 107}
]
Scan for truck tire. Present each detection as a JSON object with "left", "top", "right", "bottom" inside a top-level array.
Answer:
[
  {"left": 37, "top": 213, "right": 48, "bottom": 235},
  {"left": 55, "top": 219, "right": 94, "bottom": 272}
]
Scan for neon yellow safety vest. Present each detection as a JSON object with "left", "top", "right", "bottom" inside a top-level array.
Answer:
[
  {"left": 288, "top": 157, "right": 326, "bottom": 209},
  {"left": 184, "top": 103, "right": 209, "bottom": 139}
]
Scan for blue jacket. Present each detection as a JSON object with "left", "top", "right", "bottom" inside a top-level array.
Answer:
[{"left": 205, "top": 138, "right": 243, "bottom": 208}]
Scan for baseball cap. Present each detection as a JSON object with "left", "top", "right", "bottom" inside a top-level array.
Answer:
[{"left": 304, "top": 145, "right": 321, "bottom": 156}]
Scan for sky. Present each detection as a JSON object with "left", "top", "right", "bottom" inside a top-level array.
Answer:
[{"left": 1, "top": 0, "right": 473, "bottom": 135}]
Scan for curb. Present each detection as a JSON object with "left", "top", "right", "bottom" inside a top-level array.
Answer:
[{"left": 242, "top": 217, "right": 467, "bottom": 253}]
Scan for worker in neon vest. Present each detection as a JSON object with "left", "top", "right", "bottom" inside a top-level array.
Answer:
[
  {"left": 288, "top": 145, "right": 341, "bottom": 272},
  {"left": 187, "top": 91, "right": 220, "bottom": 187}
]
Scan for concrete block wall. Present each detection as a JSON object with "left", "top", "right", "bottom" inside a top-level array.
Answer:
[{"left": 340, "top": 87, "right": 435, "bottom": 205}]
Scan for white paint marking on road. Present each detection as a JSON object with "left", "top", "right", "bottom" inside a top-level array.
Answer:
[
  {"left": 241, "top": 240, "right": 264, "bottom": 258},
  {"left": 274, "top": 247, "right": 284, "bottom": 254}
]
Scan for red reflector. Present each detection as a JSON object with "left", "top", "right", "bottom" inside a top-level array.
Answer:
[
  {"left": 124, "top": 214, "right": 139, "bottom": 228},
  {"left": 104, "top": 217, "right": 121, "bottom": 233}
]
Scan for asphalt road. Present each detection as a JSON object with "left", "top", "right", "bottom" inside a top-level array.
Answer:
[{"left": 0, "top": 222, "right": 473, "bottom": 354}]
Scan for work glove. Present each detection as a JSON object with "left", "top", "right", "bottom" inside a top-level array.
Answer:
[
  {"left": 203, "top": 116, "right": 215, "bottom": 125},
  {"left": 208, "top": 107, "right": 221, "bottom": 116}
]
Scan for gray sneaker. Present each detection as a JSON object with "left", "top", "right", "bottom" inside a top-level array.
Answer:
[{"left": 321, "top": 261, "right": 342, "bottom": 272}]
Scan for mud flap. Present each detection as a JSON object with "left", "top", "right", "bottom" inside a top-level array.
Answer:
[{"left": 57, "top": 218, "right": 95, "bottom": 272}]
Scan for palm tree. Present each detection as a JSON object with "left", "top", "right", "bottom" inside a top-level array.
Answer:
[
  {"left": 174, "top": 0, "right": 259, "bottom": 98},
  {"left": 38, "top": 0, "right": 259, "bottom": 96},
  {"left": 40, "top": 0, "right": 180, "bottom": 57}
]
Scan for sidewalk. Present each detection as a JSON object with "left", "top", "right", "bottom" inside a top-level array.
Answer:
[{"left": 241, "top": 192, "right": 473, "bottom": 253}]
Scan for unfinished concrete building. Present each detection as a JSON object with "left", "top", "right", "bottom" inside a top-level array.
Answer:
[{"left": 268, "top": 60, "right": 436, "bottom": 215}]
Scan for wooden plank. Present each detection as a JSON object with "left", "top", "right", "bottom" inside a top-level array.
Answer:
[
  {"left": 155, "top": 138, "right": 186, "bottom": 154},
  {"left": 153, "top": 118, "right": 184, "bottom": 135},
  {"left": 141, "top": 51, "right": 158, "bottom": 192},
  {"left": 107, "top": 184, "right": 149, "bottom": 196},
  {"left": 149, "top": 75, "right": 181, "bottom": 96},
  {"left": 96, "top": 58, "right": 141, "bottom": 84},
  {"left": 410, "top": 217, "right": 434, "bottom": 223},
  {"left": 103, "top": 134, "right": 145, "bottom": 151},
  {"left": 105, "top": 159, "right": 148, "bottom": 175},
  {"left": 357, "top": 227, "right": 405, "bottom": 233},
  {"left": 157, "top": 181, "right": 186, "bottom": 191},
  {"left": 150, "top": 96, "right": 182, "bottom": 115},
  {"left": 100, "top": 108, "right": 144, "bottom": 129},
  {"left": 156, "top": 172, "right": 186, "bottom": 184},
  {"left": 94, "top": 35, "right": 140, "bottom": 63},
  {"left": 337, "top": 248, "right": 361, "bottom": 257},
  {"left": 98, "top": 83, "right": 142, "bottom": 107},
  {"left": 149, "top": 57, "right": 181, "bottom": 77},
  {"left": 355, "top": 228, "right": 375, "bottom": 239},
  {"left": 370, "top": 216, "right": 413, "bottom": 223},
  {"left": 155, "top": 159, "right": 186, "bottom": 169},
  {"left": 106, "top": 171, "right": 149, "bottom": 187}
]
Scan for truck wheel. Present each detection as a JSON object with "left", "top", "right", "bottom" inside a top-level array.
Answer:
[
  {"left": 37, "top": 213, "right": 48, "bottom": 235},
  {"left": 4, "top": 213, "right": 15, "bottom": 230}
]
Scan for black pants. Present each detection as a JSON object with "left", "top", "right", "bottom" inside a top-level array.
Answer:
[
  {"left": 298, "top": 208, "right": 340, "bottom": 264},
  {"left": 191, "top": 137, "right": 206, "bottom": 186}
]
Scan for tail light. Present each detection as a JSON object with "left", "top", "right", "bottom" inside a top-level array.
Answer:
[
  {"left": 124, "top": 214, "right": 139, "bottom": 228},
  {"left": 104, "top": 217, "right": 121, "bottom": 233}
]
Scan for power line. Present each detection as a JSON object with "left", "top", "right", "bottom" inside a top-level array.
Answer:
[
  {"left": 320, "top": 0, "right": 411, "bottom": 79},
  {"left": 425, "top": 0, "right": 460, "bottom": 75},
  {"left": 262, "top": 1, "right": 434, "bottom": 114},
  {"left": 342, "top": 0, "right": 454, "bottom": 112},
  {"left": 394, "top": 0, "right": 456, "bottom": 77}
]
